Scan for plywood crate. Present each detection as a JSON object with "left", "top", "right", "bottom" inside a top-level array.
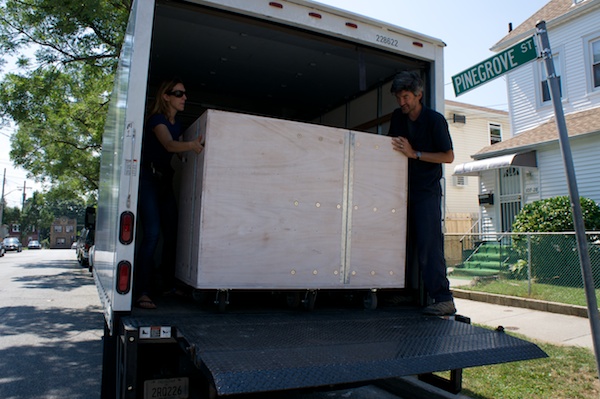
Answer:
[{"left": 175, "top": 109, "right": 407, "bottom": 290}]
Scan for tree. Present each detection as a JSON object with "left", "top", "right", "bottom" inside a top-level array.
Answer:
[
  {"left": 44, "top": 186, "right": 91, "bottom": 224},
  {"left": 20, "top": 191, "right": 53, "bottom": 241},
  {"left": 0, "top": 0, "right": 131, "bottom": 195}
]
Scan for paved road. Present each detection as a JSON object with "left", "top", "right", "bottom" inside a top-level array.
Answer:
[{"left": 0, "top": 249, "right": 103, "bottom": 399}]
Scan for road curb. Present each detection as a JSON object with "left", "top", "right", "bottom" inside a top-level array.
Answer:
[{"left": 452, "top": 288, "right": 589, "bottom": 318}]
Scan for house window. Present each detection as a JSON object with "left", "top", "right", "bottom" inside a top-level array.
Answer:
[
  {"left": 66, "top": 225, "right": 74, "bottom": 233},
  {"left": 54, "top": 225, "right": 63, "bottom": 233},
  {"left": 489, "top": 123, "right": 502, "bottom": 145},
  {"left": 539, "top": 53, "right": 562, "bottom": 102},
  {"left": 593, "top": 39, "right": 600, "bottom": 89},
  {"left": 11, "top": 224, "right": 20, "bottom": 233}
]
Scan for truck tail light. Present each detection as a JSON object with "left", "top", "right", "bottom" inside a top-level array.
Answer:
[
  {"left": 116, "top": 261, "right": 131, "bottom": 294},
  {"left": 119, "top": 211, "right": 135, "bottom": 245}
]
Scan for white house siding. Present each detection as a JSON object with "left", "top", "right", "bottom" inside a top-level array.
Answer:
[
  {"left": 523, "top": 168, "right": 541, "bottom": 205},
  {"left": 478, "top": 171, "right": 498, "bottom": 234},
  {"left": 538, "top": 134, "right": 600, "bottom": 203},
  {"left": 507, "top": 7, "right": 600, "bottom": 135},
  {"left": 444, "top": 102, "right": 511, "bottom": 218}
]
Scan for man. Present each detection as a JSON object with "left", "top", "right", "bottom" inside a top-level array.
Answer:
[{"left": 388, "top": 71, "right": 456, "bottom": 316}]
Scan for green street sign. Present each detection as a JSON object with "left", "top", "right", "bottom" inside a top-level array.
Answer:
[{"left": 452, "top": 35, "right": 538, "bottom": 97}]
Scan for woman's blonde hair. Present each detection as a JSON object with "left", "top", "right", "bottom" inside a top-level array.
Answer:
[{"left": 147, "top": 77, "right": 184, "bottom": 119}]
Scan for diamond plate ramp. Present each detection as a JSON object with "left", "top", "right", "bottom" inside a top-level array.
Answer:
[{"left": 173, "top": 309, "right": 547, "bottom": 395}]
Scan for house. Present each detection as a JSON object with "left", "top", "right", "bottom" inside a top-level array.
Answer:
[
  {"left": 49, "top": 216, "right": 77, "bottom": 249},
  {"left": 453, "top": 0, "right": 600, "bottom": 233},
  {"left": 444, "top": 100, "right": 511, "bottom": 234}
]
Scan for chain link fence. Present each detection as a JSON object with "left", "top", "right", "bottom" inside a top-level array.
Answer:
[{"left": 445, "top": 232, "right": 600, "bottom": 305}]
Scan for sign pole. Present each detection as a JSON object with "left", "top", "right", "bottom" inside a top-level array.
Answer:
[{"left": 536, "top": 20, "right": 600, "bottom": 379}]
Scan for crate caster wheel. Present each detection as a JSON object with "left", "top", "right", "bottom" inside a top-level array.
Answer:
[
  {"left": 214, "top": 290, "right": 229, "bottom": 312},
  {"left": 302, "top": 290, "right": 317, "bottom": 311},
  {"left": 363, "top": 291, "right": 378, "bottom": 310}
]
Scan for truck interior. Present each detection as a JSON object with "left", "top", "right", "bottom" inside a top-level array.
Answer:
[{"left": 147, "top": 0, "right": 429, "bottom": 132}]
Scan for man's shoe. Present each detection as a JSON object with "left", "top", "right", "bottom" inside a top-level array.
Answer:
[{"left": 422, "top": 300, "right": 456, "bottom": 316}]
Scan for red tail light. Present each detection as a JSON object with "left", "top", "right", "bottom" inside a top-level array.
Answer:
[
  {"left": 116, "top": 261, "right": 131, "bottom": 294},
  {"left": 119, "top": 211, "right": 135, "bottom": 245}
]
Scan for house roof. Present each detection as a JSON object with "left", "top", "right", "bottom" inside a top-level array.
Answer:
[
  {"left": 445, "top": 100, "right": 508, "bottom": 116},
  {"left": 473, "top": 106, "right": 600, "bottom": 159},
  {"left": 491, "top": 0, "right": 600, "bottom": 52}
]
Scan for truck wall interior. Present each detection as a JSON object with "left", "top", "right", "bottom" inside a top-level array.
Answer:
[{"left": 146, "top": 0, "right": 431, "bottom": 134}]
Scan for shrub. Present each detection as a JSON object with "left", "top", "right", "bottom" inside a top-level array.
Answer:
[
  {"left": 510, "top": 196, "right": 600, "bottom": 286},
  {"left": 512, "top": 196, "right": 600, "bottom": 233}
]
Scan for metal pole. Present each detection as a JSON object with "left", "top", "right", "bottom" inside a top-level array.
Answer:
[
  {"left": 527, "top": 234, "right": 532, "bottom": 297},
  {"left": 536, "top": 20, "right": 600, "bottom": 378}
]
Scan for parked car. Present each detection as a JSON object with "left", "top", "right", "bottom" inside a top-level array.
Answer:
[
  {"left": 27, "top": 240, "right": 42, "bottom": 250},
  {"left": 88, "top": 244, "right": 95, "bottom": 273},
  {"left": 4, "top": 237, "right": 23, "bottom": 252},
  {"left": 76, "top": 228, "right": 95, "bottom": 266},
  {"left": 0, "top": 240, "right": 5, "bottom": 257}
]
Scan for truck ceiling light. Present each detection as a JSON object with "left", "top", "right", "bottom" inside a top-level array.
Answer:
[
  {"left": 345, "top": 22, "right": 358, "bottom": 29},
  {"left": 412, "top": 41, "right": 424, "bottom": 47},
  {"left": 309, "top": 12, "right": 322, "bottom": 19},
  {"left": 119, "top": 211, "right": 135, "bottom": 245},
  {"left": 269, "top": 2, "right": 283, "bottom": 8},
  {"left": 116, "top": 261, "right": 131, "bottom": 294}
]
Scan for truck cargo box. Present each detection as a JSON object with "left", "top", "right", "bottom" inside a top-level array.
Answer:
[{"left": 175, "top": 109, "right": 407, "bottom": 290}]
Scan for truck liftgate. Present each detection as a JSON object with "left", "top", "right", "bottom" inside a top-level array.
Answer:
[{"left": 120, "top": 305, "right": 547, "bottom": 397}]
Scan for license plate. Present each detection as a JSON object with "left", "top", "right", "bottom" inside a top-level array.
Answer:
[{"left": 144, "top": 377, "right": 189, "bottom": 399}]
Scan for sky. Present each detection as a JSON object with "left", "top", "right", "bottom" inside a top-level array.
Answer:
[{"left": 0, "top": 0, "right": 550, "bottom": 209}]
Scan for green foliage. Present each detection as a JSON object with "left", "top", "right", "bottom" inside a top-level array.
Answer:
[
  {"left": 510, "top": 197, "right": 600, "bottom": 286},
  {"left": 2, "top": 205, "right": 20, "bottom": 224},
  {"left": 0, "top": 0, "right": 132, "bottom": 195},
  {"left": 18, "top": 187, "right": 90, "bottom": 241},
  {"left": 512, "top": 196, "right": 600, "bottom": 233}
]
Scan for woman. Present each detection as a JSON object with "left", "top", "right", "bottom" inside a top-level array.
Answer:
[{"left": 135, "top": 78, "right": 204, "bottom": 309}]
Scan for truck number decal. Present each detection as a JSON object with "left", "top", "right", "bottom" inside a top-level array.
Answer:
[{"left": 376, "top": 35, "right": 398, "bottom": 47}]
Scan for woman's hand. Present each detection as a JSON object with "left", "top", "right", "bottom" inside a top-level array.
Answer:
[{"left": 189, "top": 135, "right": 204, "bottom": 154}]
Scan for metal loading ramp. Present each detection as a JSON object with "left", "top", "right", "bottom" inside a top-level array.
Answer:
[{"left": 172, "top": 308, "right": 547, "bottom": 396}]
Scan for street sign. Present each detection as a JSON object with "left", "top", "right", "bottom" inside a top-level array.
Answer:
[{"left": 452, "top": 35, "right": 538, "bottom": 96}]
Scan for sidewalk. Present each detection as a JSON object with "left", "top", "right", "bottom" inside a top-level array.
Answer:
[{"left": 450, "top": 278, "right": 594, "bottom": 350}]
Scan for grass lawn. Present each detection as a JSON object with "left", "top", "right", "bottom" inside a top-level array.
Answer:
[
  {"left": 457, "top": 333, "right": 599, "bottom": 399},
  {"left": 453, "top": 278, "right": 600, "bottom": 307}
]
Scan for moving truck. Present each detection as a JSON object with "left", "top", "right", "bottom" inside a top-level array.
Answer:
[{"left": 94, "top": 0, "right": 546, "bottom": 397}]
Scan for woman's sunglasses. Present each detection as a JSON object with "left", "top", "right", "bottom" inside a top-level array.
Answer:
[{"left": 168, "top": 90, "right": 186, "bottom": 98}]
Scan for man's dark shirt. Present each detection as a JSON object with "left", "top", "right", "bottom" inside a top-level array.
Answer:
[{"left": 388, "top": 105, "right": 453, "bottom": 198}]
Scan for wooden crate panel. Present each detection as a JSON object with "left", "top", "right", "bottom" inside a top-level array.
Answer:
[
  {"left": 344, "top": 133, "right": 407, "bottom": 288},
  {"left": 175, "top": 110, "right": 407, "bottom": 290}
]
